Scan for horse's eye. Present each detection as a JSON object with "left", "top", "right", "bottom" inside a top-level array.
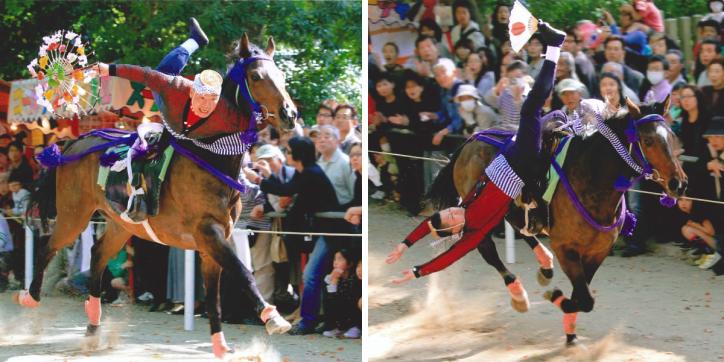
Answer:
[
  {"left": 251, "top": 72, "right": 263, "bottom": 81},
  {"left": 643, "top": 138, "right": 654, "bottom": 147}
]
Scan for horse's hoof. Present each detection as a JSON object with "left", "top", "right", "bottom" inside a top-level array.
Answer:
[
  {"left": 85, "top": 324, "right": 100, "bottom": 337},
  {"left": 565, "top": 334, "right": 588, "bottom": 350},
  {"left": 14, "top": 290, "right": 39, "bottom": 308},
  {"left": 537, "top": 268, "right": 553, "bottom": 286},
  {"left": 507, "top": 279, "right": 530, "bottom": 313},
  {"left": 510, "top": 297, "right": 529, "bottom": 313},
  {"left": 544, "top": 288, "right": 563, "bottom": 302}
]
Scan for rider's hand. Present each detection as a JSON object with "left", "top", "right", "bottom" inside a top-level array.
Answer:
[
  {"left": 391, "top": 269, "right": 415, "bottom": 285},
  {"left": 96, "top": 63, "right": 109, "bottom": 77},
  {"left": 386, "top": 243, "right": 408, "bottom": 264}
]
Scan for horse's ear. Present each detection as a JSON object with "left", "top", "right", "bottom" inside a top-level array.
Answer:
[
  {"left": 661, "top": 93, "right": 671, "bottom": 116},
  {"left": 626, "top": 97, "right": 641, "bottom": 119},
  {"left": 239, "top": 32, "right": 251, "bottom": 58},
  {"left": 265, "top": 37, "right": 275, "bottom": 58}
]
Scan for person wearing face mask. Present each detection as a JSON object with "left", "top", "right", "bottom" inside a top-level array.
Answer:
[
  {"left": 703, "top": 0, "right": 724, "bottom": 23},
  {"left": 640, "top": 54, "right": 672, "bottom": 104},
  {"left": 454, "top": 84, "right": 498, "bottom": 135}
]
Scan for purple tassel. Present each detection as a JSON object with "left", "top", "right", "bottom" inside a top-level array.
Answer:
[
  {"left": 37, "top": 144, "right": 63, "bottom": 168},
  {"left": 659, "top": 194, "right": 677, "bottom": 208},
  {"left": 614, "top": 176, "right": 632, "bottom": 191},
  {"left": 99, "top": 152, "right": 121, "bottom": 167},
  {"left": 240, "top": 129, "right": 258, "bottom": 146},
  {"left": 621, "top": 210, "right": 637, "bottom": 236}
]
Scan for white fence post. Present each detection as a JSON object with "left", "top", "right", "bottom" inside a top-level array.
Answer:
[
  {"left": 505, "top": 221, "right": 515, "bottom": 264},
  {"left": 184, "top": 249, "right": 195, "bottom": 331},
  {"left": 24, "top": 225, "right": 33, "bottom": 289}
]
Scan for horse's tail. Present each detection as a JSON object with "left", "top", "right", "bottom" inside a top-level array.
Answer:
[
  {"left": 425, "top": 143, "right": 466, "bottom": 209},
  {"left": 29, "top": 167, "right": 57, "bottom": 230}
]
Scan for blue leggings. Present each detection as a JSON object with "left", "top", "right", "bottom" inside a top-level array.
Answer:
[{"left": 503, "top": 59, "right": 557, "bottom": 180}]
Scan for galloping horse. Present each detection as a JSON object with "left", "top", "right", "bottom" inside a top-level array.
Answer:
[
  {"left": 427, "top": 98, "right": 687, "bottom": 345},
  {"left": 13, "top": 34, "right": 297, "bottom": 358}
]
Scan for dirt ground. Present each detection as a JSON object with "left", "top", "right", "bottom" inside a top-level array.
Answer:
[
  {"left": 369, "top": 203, "right": 724, "bottom": 362},
  {"left": 0, "top": 293, "right": 360, "bottom": 361}
]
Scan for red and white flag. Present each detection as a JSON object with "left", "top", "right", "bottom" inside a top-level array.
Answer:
[{"left": 508, "top": 0, "right": 539, "bottom": 53}]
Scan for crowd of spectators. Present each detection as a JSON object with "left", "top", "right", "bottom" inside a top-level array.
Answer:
[
  {"left": 369, "top": 0, "right": 723, "bottom": 274},
  {"left": 0, "top": 100, "right": 363, "bottom": 338}
]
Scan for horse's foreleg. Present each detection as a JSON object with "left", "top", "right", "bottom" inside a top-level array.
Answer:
[
  {"left": 522, "top": 236, "right": 554, "bottom": 285},
  {"left": 545, "top": 247, "right": 593, "bottom": 345},
  {"left": 198, "top": 253, "right": 231, "bottom": 359},
  {"left": 86, "top": 221, "right": 131, "bottom": 336},
  {"left": 477, "top": 235, "right": 530, "bottom": 313},
  {"left": 197, "top": 220, "right": 290, "bottom": 358}
]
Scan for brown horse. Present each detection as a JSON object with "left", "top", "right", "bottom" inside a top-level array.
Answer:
[
  {"left": 427, "top": 97, "right": 687, "bottom": 345},
  {"left": 13, "top": 34, "right": 297, "bottom": 359}
]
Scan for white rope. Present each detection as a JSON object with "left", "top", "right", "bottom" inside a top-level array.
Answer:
[
  {"left": 239, "top": 229, "right": 361, "bottom": 237},
  {"left": 628, "top": 189, "right": 724, "bottom": 206},
  {"left": 368, "top": 150, "right": 450, "bottom": 164},
  {"left": 368, "top": 149, "right": 724, "bottom": 207}
]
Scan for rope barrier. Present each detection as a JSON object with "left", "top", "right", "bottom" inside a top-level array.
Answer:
[
  {"left": 368, "top": 150, "right": 450, "bottom": 164},
  {"left": 368, "top": 149, "right": 724, "bottom": 206},
  {"left": 0, "top": 212, "right": 361, "bottom": 237},
  {"left": 239, "top": 229, "right": 361, "bottom": 237},
  {"left": 628, "top": 189, "right": 724, "bottom": 206}
]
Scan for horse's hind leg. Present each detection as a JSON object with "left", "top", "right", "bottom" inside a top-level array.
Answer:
[
  {"left": 476, "top": 235, "right": 530, "bottom": 313},
  {"left": 198, "top": 252, "right": 232, "bottom": 359},
  {"left": 16, "top": 208, "right": 95, "bottom": 307},
  {"left": 85, "top": 220, "right": 131, "bottom": 336},
  {"left": 522, "top": 236, "right": 554, "bottom": 286}
]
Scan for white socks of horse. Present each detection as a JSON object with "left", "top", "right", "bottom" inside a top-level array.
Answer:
[
  {"left": 545, "top": 46, "right": 561, "bottom": 63},
  {"left": 181, "top": 38, "right": 199, "bottom": 54}
]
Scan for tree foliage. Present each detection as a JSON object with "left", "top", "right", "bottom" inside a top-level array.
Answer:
[{"left": 1, "top": 0, "right": 361, "bottom": 123}]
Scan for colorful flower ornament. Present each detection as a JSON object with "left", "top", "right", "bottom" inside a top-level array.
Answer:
[{"left": 27, "top": 30, "right": 100, "bottom": 117}]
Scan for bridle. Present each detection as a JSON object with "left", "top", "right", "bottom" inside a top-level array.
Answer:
[
  {"left": 595, "top": 112, "right": 672, "bottom": 186},
  {"left": 228, "top": 55, "right": 277, "bottom": 128}
]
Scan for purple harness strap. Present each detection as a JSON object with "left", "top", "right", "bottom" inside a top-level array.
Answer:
[
  {"left": 37, "top": 129, "right": 138, "bottom": 168},
  {"left": 551, "top": 158, "right": 635, "bottom": 235},
  {"left": 168, "top": 137, "right": 246, "bottom": 192},
  {"left": 471, "top": 129, "right": 515, "bottom": 149}
]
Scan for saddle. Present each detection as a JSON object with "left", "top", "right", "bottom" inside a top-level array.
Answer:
[
  {"left": 97, "top": 127, "right": 174, "bottom": 218},
  {"left": 507, "top": 114, "right": 575, "bottom": 236}
]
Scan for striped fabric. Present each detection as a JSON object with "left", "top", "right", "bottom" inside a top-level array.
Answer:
[
  {"left": 163, "top": 119, "right": 251, "bottom": 155},
  {"left": 484, "top": 154, "right": 525, "bottom": 199}
]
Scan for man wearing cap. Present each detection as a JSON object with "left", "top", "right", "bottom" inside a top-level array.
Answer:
[
  {"left": 555, "top": 78, "right": 588, "bottom": 117},
  {"left": 387, "top": 21, "right": 566, "bottom": 294},
  {"left": 454, "top": 83, "right": 498, "bottom": 134}
]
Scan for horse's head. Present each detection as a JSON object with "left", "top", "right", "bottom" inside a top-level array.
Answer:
[
  {"left": 626, "top": 97, "right": 687, "bottom": 198},
  {"left": 226, "top": 33, "right": 298, "bottom": 132}
]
